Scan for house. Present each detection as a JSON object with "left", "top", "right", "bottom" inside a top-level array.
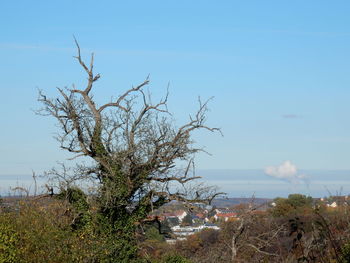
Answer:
[
  {"left": 174, "top": 210, "right": 187, "bottom": 222},
  {"left": 327, "top": 201, "right": 337, "bottom": 208},
  {"left": 171, "top": 223, "right": 220, "bottom": 237},
  {"left": 199, "top": 223, "right": 220, "bottom": 230},
  {"left": 171, "top": 225, "right": 196, "bottom": 236},
  {"left": 158, "top": 210, "right": 188, "bottom": 222},
  {"left": 214, "top": 211, "right": 238, "bottom": 222}
]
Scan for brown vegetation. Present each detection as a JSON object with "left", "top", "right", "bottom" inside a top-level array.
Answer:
[{"left": 2, "top": 194, "right": 350, "bottom": 262}]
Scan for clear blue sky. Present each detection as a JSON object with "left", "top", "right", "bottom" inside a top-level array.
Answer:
[{"left": 1, "top": 1, "right": 350, "bottom": 196}]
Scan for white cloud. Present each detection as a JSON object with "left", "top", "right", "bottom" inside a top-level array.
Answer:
[{"left": 264, "top": 161, "right": 306, "bottom": 183}]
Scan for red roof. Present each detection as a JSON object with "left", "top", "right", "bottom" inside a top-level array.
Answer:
[
  {"left": 216, "top": 212, "right": 237, "bottom": 218},
  {"left": 196, "top": 213, "right": 205, "bottom": 218},
  {"left": 174, "top": 210, "right": 186, "bottom": 216}
]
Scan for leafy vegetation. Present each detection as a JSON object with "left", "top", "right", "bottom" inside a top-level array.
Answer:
[
  {"left": 270, "top": 194, "right": 314, "bottom": 217},
  {"left": 2, "top": 195, "right": 350, "bottom": 262},
  {"left": 0, "top": 215, "right": 19, "bottom": 263}
]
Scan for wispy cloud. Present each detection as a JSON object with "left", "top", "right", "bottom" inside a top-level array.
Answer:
[
  {"left": 0, "top": 42, "right": 215, "bottom": 60},
  {"left": 0, "top": 43, "right": 76, "bottom": 52},
  {"left": 228, "top": 28, "right": 350, "bottom": 38},
  {"left": 262, "top": 29, "right": 350, "bottom": 38},
  {"left": 282, "top": 114, "right": 302, "bottom": 119}
]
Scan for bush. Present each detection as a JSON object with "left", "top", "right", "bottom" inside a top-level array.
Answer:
[
  {"left": 0, "top": 198, "right": 106, "bottom": 262},
  {"left": 270, "top": 194, "right": 313, "bottom": 217},
  {"left": 341, "top": 243, "right": 350, "bottom": 263},
  {"left": 0, "top": 216, "right": 19, "bottom": 263},
  {"left": 163, "top": 254, "right": 192, "bottom": 263}
]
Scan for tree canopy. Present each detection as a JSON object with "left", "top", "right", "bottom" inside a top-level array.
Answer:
[{"left": 271, "top": 194, "right": 313, "bottom": 217}]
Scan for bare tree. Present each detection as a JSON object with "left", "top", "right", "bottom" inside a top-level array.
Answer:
[
  {"left": 223, "top": 201, "right": 283, "bottom": 263},
  {"left": 37, "top": 40, "right": 221, "bottom": 261}
]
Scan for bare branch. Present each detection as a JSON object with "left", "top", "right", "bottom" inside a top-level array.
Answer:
[
  {"left": 245, "top": 244, "right": 278, "bottom": 257},
  {"left": 37, "top": 42, "right": 221, "bottom": 247},
  {"left": 98, "top": 78, "right": 150, "bottom": 113}
]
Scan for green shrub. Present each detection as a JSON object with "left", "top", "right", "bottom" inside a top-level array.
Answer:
[
  {"left": 145, "top": 226, "right": 165, "bottom": 242},
  {"left": 163, "top": 254, "right": 192, "bottom": 263},
  {"left": 341, "top": 243, "right": 350, "bottom": 262},
  {"left": 0, "top": 217, "right": 19, "bottom": 263}
]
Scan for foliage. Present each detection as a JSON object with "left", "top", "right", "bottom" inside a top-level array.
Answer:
[
  {"left": 57, "top": 187, "right": 92, "bottom": 231},
  {"left": 180, "top": 214, "right": 193, "bottom": 226},
  {"left": 0, "top": 215, "right": 19, "bottom": 263},
  {"left": 162, "top": 254, "right": 193, "bottom": 263},
  {"left": 271, "top": 194, "right": 313, "bottom": 217},
  {"left": 4, "top": 196, "right": 350, "bottom": 262},
  {"left": 145, "top": 226, "right": 165, "bottom": 242},
  {"left": 0, "top": 198, "right": 115, "bottom": 262},
  {"left": 341, "top": 243, "right": 350, "bottom": 263}
]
